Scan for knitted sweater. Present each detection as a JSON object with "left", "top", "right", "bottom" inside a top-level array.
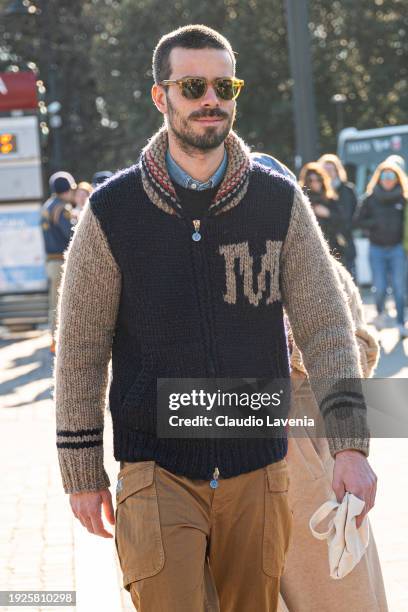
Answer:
[
  {"left": 288, "top": 259, "right": 380, "bottom": 378},
  {"left": 173, "top": 182, "right": 219, "bottom": 218},
  {"left": 55, "top": 126, "right": 369, "bottom": 494}
]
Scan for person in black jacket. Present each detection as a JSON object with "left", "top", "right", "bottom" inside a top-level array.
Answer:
[
  {"left": 354, "top": 160, "right": 408, "bottom": 338},
  {"left": 319, "top": 153, "right": 358, "bottom": 277},
  {"left": 299, "top": 162, "right": 346, "bottom": 259}
]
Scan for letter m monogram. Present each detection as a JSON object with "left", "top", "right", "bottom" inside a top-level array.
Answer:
[{"left": 219, "top": 240, "right": 282, "bottom": 306}]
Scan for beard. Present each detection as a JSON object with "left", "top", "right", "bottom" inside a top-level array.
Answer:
[{"left": 166, "top": 96, "right": 235, "bottom": 153}]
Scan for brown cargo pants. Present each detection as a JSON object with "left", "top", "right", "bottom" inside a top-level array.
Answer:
[{"left": 114, "top": 458, "right": 292, "bottom": 612}]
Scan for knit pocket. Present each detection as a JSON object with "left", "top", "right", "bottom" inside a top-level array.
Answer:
[{"left": 121, "top": 352, "right": 155, "bottom": 412}]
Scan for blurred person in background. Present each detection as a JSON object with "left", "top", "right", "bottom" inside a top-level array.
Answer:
[
  {"left": 254, "top": 156, "right": 387, "bottom": 612},
  {"left": 278, "top": 258, "right": 387, "bottom": 612},
  {"left": 41, "top": 171, "right": 77, "bottom": 354},
  {"left": 319, "top": 153, "right": 357, "bottom": 277},
  {"left": 384, "top": 154, "right": 406, "bottom": 173},
  {"left": 299, "top": 162, "right": 346, "bottom": 260},
  {"left": 354, "top": 160, "right": 408, "bottom": 338},
  {"left": 72, "top": 181, "right": 93, "bottom": 221},
  {"left": 384, "top": 156, "right": 408, "bottom": 306},
  {"left": 92, "top": 170, "right": 113, "bottom": 188}
]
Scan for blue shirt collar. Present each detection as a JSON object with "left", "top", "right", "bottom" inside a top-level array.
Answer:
[{"left": 166, "top": 149, "right": 228, "bottom": 190}]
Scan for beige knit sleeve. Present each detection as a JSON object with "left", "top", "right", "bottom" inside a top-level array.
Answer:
[
  {"left": 54, "top": 201, "right": 121, "bottom": 494},
  {"left": 333, "top": 259, "right": 380, "bottom": 378},
  {"left": 281, "top": 186, "right": 370, "bottom": 456}
]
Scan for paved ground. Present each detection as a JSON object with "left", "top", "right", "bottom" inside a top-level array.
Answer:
[
  {"left": 0, "top": 295, "right": 407, "bottom": 611},
  {"left": 362, "top": 300, "right": 408, "bottom": 612}
]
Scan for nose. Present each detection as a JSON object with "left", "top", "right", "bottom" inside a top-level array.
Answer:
[{"left": 200, "top": 82, "right": 220, "bottom": 107}]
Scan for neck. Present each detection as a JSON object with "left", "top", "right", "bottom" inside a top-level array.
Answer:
[{"left": 167, "top": 130, "right": 225, "bottom": 183}]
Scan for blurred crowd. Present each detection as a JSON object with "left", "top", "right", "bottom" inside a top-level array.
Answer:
[
  {"left": 40, "top": 151, "right": 408, "bottom": 354},
  {"left": 40, "top": 169, "right": 112, "bottom": 353},
  {"left": 297, "top": 153, "right": 408, "bottom": 339}
]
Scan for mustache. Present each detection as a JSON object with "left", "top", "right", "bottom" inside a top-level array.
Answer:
[{"left": 189, "top": 109, "right": 229, "bottom": 120}]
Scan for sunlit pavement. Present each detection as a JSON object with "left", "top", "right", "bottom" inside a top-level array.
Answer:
[
  {"left": 363, "top": 298, "right": 408, "bottom": 612},
  {"left": 0, "top": 329, "right": 128, "bottom": 612},
  {"left": 0, "top": 294, "right": 407, "bottom": 611}
]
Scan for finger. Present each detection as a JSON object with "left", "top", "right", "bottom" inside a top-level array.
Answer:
[
  {"left": 332, "top": 478, "right": 346, "bottom": 504},
  {"left": 355, "top": 509, "right": 366, "bottom": 529},
  {"left": 371, "top": 476, "right": 378, "bottom": 508},
  {"left": 367, "top": 479, "right": 377, "bottom": 515},
  {"left": 89, "top": 512, "right": 113, "bottom": 538},
  {"left": 79, "top": 514, "right": 94, "bottom": 534},
  {"left": 102, "top": 494, "right": 115, "bottom": 526},
  {"left": 362, "top": 476, "right": 377, "bottom": 516},
  {"left": 355, "top": 490, "right": 372, "bottom": 529}
]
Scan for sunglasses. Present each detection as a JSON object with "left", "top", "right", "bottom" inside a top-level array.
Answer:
[
  {"left": 380, "top": 171, "right": 397, "bottom": 181},
  {"left": 159, "top": 76, "right": 244, "bottom": 100}
]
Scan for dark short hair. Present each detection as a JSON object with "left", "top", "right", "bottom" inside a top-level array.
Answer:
[{"left": 152, "top": 24, "right": 236, "bottom": 84}]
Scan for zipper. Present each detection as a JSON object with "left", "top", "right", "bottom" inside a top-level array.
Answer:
[
  {"left": 192, "top": 219, "right": 201, "bottom": 241},
  {"left": 210, "top": 466, "right": 220, "bottom": 489},
  {"left": 186, "top": 215, "right": 217, "bottom": 376},
  {"left": 184, "top": 213, "right": 219, "bottom": 471}
]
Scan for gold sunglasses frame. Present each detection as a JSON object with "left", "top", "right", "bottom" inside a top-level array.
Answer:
[{"left": 159, "top": 76, "right": 245, "bottom": 100}]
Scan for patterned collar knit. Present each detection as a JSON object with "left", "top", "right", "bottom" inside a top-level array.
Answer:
[
  {"left": 54, "top": 125, "right": 370, "bottom": 494},
  {"left": 140, "top": 125, "right": 251, "bottom": 217}
]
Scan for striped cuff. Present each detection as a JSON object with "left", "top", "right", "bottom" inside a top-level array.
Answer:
[
  {"left": 320, "top": 389, "right": 370, "bottom": 458},
  {"left": 57, "top": 426, "right": 103, "bottom": 450},
  {"left": 56, "top": 427, "right": 110, "bottom": 494}
]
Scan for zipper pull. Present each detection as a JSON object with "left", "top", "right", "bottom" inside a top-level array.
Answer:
[
  {"left": 210, "top": 466, "right": 220, "bottom": 489},
  {"left": 192, "top": 219, "right": 201, "bottom": 242}
]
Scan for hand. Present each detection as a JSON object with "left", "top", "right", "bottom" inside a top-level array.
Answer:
[
  {"left": 69, "top": 489, "right": 115, "bottom": 538},
  {"left": 332, "top": 449, "right": 377, "bottom": 528},
  {"left": 313, "top": 204, "right": 331, "bottom": 218}
]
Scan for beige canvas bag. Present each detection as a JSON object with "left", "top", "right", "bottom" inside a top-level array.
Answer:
[{"left": 309, "top": 492, "right": 370, "bottom": 579}]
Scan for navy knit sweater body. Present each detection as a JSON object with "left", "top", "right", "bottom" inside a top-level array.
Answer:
[{"left": 91, "top": 162, "right": 292, "bottom": 480}]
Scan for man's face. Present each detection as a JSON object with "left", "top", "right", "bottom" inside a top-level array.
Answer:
[{"left": 159, "top": 47, "right": 236, "bottom": 152}]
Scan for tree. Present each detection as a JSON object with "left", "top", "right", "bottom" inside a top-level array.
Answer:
[
  {"left": 0, "top": 0, "right": 107, "bottom": 181},
  {"left": 1, "top": 0, "right": 406, "bottom": 182},
  {"left": 310, "top": 0, "right": 408, "bottom": 153}
]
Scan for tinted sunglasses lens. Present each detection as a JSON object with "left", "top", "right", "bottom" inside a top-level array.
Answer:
[
  {"left": 181, "top": 78, "right": 206, "bottom": 99},
  {"left": 214, "top": 79, "right": 234, "bottom": 100}
]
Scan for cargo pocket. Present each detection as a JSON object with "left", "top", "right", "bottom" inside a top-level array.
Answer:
[
  {"left": 262, "top": 460, "right": 293, "bottom": 577},
  {"left": 114, "top": 461, "right": 165, "bottom": 591}
]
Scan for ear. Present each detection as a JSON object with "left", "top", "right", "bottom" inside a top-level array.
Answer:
[{"left": 152, "top": 83, "right": 167, "bottom": 115}]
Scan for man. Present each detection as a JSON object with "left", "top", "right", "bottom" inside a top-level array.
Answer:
[
  {"left": 41, "top": 171, "right": 76, "bottom": 354},
  {"left": 55, "top": 25, "right": 377, "bottom": 612}
]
